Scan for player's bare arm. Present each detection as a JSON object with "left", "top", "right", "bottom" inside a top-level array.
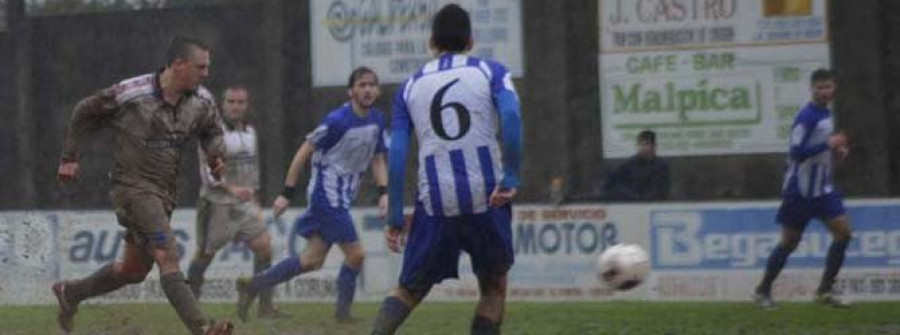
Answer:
[
  {"left": 272, "top": 140, "right": 316, "bottom": 217},
  {"left": 371, "top": 153, "right": 388, "bottom": 218}
]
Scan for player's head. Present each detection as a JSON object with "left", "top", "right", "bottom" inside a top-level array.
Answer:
[
  {"left": 637, "top": 130, "right": 657, "bottom": 158},
  {"left": 163, "top": 36, "right": 211, "bottom": 91},
  {"left": 221, "top": 85, "right": 249, "bottom": 128},
  {"left": 810, "top": 68, "right": 836, "bottom": 106},
  {"left": 347, "top": 66, "right": 380, "bottom": 109},
  {"left": 430, "top": 4, "right": 473, "bottom": 55}
]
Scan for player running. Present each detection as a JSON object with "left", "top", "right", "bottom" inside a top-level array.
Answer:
[
  {"left": 187, "top": 85, "right": 284, "bottom": 318},
  {"left": 754, "top": 69, "right": 853, "bottom": 309},
  {"left": 235, "top": 67, "right": 388, "bottom": 323},
  {"left": 52, "top": 36, "right": 233, "bottom": 334}
]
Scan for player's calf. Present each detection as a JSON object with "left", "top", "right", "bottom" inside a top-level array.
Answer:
[
  {"left": 371, "top": 295, "right": 412, "bottom": 335},
  {"left": 371, "top": 286, "right": 430, "bottom": 335},
  {"left": 235, "top": 277, "right": 258, "bottom": 323},
  {"left": 335, "top": 264, "right": 361, "bottom": 321},
  {"left": 473, "top": 274, "right": 507, "bottom": 333},
  {"left": 152, "top": 240, "right": 209, "bottom": 333},
  {"left": 188, "top": 255, "right": 214, "bottom": 298}
]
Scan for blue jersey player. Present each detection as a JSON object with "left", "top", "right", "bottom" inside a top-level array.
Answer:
[
  {"left": 371, "top": 4, "right": 523, "bottom": 335},
  {"left": 235, "top": 67, "right": 389, "bottom": 322},
  {"left": 754, "top": 69, "right": 852, "bottom": 309}
]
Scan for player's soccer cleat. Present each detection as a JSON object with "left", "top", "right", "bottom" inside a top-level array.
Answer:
[
  {"left": 257, "top": 306, "right": 291, "bottom": 320},
  {"left": 752, "top": 292, "right": 778, "bottom": 310},
  {"left": 235, "top": 277, "right": 258, "bottom": 323},
  {"left": 202, "top": 318, "right": 234, "bottom": 335},
  {"left": 815, "top": 290, "right": 852, "bottom": 308},
  {"left": 52, "top": 281, "right": 77, "bottom": 334}
]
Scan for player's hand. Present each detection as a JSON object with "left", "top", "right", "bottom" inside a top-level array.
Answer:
[
  {"left": 489, "top": 187, "right": 517, "bottom": 208},
  {"left": 377, "top": 194, "right": 388, "bottom": 219},
  {"left": 384, "top": 214, "right": 412, "bottom": 253},
  {"left": 828, "top": 132, "right": 848, "bottom": 149},
  {"left": 836, "top": 145, "right": 850, "bottom": 161},
  {"left": 272, "top": 195, "right": 290, "bottom": 218},
  {"left": 208, "top": 155, "right": 226, "bottom": 181},
  {"left": 229, "top": 186, "right": 254, "bottom": 202},
  {"left": 57, "top": 161, "right": 80, "bottom": 183}
]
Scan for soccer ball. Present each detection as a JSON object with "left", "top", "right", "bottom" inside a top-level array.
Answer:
[{"left": 596, "top": 243, "right": 651, "bottom": 291}]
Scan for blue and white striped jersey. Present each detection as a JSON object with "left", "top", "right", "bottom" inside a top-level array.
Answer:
[
  {"left": 306, "top": 104, "right": 386, "bottom": 210},
  {"left": 782, "top": 102, "right": 835, "bottom": 199},
  {"left": 391, "top": 54, "right": 521, "bottom": 218}
]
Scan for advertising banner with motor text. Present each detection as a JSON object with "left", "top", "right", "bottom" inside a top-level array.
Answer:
[{"left": 3, "top": 199, "right": 899, "bottom": 305}]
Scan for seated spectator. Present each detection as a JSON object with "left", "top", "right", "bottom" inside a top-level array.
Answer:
[
  {"left": 602, "top": 130, "right": 670, "bottom": 202},
  {"left": 547, "top": 176, "right": 566, "bottom": 205}
]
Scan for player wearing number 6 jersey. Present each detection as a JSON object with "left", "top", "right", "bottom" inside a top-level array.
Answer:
[{"left": 371, "top": 4, "right": 523, "bottom": 335}]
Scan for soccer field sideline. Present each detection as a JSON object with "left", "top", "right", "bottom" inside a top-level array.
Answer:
[{"left": 2, "top": 301, "right": 899, "bottom": 334}]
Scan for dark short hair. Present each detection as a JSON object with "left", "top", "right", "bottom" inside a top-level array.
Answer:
[
  {"left": 637, "top": 130, "right": 656, "bottom": 145},
  {"left": 431, "top": 4, "right": 471, "bottom": 53},
  {"left": 163, "top": 36, "right": 210, "bottom": 67},
  {"left": 222, "top": 85, "right": 249, "bottom": 100},
  {"left": 810, "top": 68, "right": 835, "bottom": 84},
  {"left": 347, "top": 66, "right": 378, "bottom": 88}
]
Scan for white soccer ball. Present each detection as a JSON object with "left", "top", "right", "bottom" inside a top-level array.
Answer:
[{"left": 596, "top": 243, "right": 651, "bottom": 291}]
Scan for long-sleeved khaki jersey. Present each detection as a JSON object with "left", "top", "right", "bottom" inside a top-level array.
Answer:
[{"left": 61, "top": 72, "right": 225, "bottom": 203}]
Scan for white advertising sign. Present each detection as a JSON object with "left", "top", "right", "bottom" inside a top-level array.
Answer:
[
  {"left": 310, "top": 0, "right": 524, "bottom": 86},
  {"left": 599, "top": 0, "right": 830, "bottom": 157},
  {"left": 645, "top": 200, "right": 900, "bottom": 301},
  {"left": 4, "top": 199, "right": 900, "bottom": 305}
]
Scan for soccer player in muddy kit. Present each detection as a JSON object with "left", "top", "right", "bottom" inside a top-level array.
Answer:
[{"left": 53, "top": 36, "right": 233, "bottom": 335}]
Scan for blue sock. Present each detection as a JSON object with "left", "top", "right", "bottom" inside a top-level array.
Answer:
[
  {"left": 818, "top": 239, "right": 849, "bottom": 294},
  {"left": 248, "top": 256, "right": 302, "bottom": 294},
  {"left": 335, "top": 264, "right": 359, "bottom": 319},
  {"left": 371, "top": 296, "right": 411, "bottom": 335},
  {"left": 758, "top": 245, "right": 792, "bottom": 295}
]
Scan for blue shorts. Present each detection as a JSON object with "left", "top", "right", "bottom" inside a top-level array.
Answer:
[
  {"left": 776, "top": 193, "right": 846, "bottom": 229},
  {"left": 399, "top": 203, "right": 514, "bottom": 292},
  {"left": 293, "top": 206, "right": 358, "bottom": 244}
]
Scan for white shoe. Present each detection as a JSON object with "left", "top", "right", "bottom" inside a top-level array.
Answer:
[
  {"left": 752, "top": 292, "right": 778, "bottom": 310},
  {"left": 815, "top": 291, "right": 852, "bottom": 308}
]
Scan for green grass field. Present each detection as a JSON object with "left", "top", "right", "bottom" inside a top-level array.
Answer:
[{"left": 2, "top": 301, "right": 899, "bottom": 334}]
